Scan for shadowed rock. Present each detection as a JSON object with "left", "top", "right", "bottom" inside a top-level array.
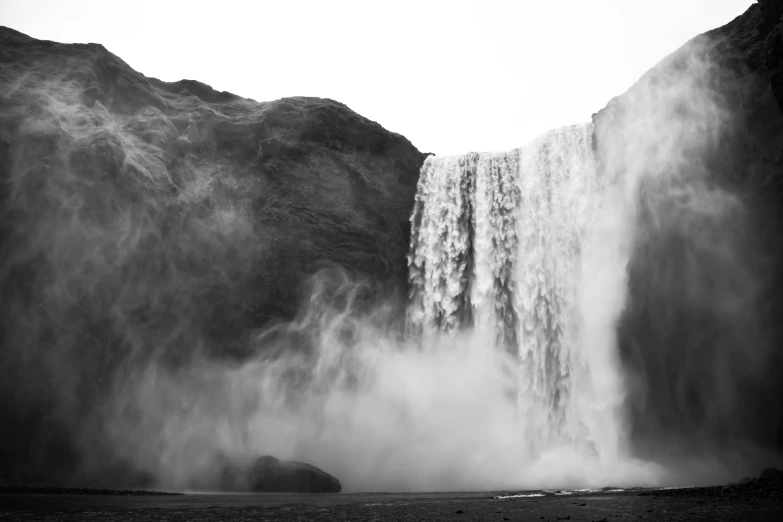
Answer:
[
  {"left": 759, "top": 468, "right": 783, "bottom": 482},
  {"left": 249, "top": 456, "right": 342, "bottom": 493},
  {"left": 592, "top": 0, "right": 783, "bottom": 468},
  {"left": 0, "top": 24, "right": 424, "bottom": 487},
  {"left": 220, "top": 455, "right": 341, "bottom": 493}
]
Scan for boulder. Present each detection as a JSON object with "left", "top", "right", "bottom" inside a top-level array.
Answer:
[
  {"left": 249, "top": 455, "right": 342, "bottom": 493},
  {"left": 218, "top": 455, "right": 342, "bottom": 493}
]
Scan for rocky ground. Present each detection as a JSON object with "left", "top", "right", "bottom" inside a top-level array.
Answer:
[
  {"left": 0, "top": 486, "right": 181, "bottom": 496},
  {"left": 2, "top": 486, "right": 783, "bottom": 521},
  {"left": 3, "top": 472, "right": 783, "bottom": 521}
]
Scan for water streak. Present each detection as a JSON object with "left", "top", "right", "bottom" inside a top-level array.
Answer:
[{"left": 408, "top": 124, "right": 611, "bottom": 457}]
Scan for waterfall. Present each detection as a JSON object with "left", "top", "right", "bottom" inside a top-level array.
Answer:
[
  {"left": 408, "top": 154, "right": 477, "bottom": 332},
  {"left": 408, "top": 123, "right": 620, "bottom": 456}
]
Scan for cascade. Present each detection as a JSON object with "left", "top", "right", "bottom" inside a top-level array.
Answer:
[
  {"left": 408, "top": 123, "right": 612, "bottom": 453},
  {"left": 400, "top": 39, "right": 770, "bottom": 485}
]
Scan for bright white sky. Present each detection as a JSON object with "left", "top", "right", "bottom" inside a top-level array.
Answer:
[{"left": 2, "top": 0, "right": 754, "bottom": 155}]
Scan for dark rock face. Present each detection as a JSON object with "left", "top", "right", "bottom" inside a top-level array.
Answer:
[
  {"left": 219, "top": 455, "right": 342, "bottom": 493},
  {"left": 248, "top": 456, "right": 342, "bottom": 493},
  {"left": 714, "top": 0, "right": 783, "bottom": 112},
  {"left": 759, "top": 468, "right": 783, "bottom": 482},
  {"left": 593, "top": 3, "right": 783, "bottom": 466},
  {"left": 0, "top": 26, "right": 425, "bottom": 486}
]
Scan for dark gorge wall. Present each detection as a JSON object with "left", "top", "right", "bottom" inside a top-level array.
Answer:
[
  {"left": 593, "top": 0, "right": 783, "bottom": 465},
  {"left": 0, "top": 26, "right": 426, "bottom": 486}
]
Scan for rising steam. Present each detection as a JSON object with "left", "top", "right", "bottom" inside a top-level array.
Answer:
[{"left": 1, "top": 32, "right": 780, "bottom": 493}]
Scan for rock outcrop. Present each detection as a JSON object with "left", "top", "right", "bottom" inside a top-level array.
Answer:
[
  {"left": 712, "top": 0, "right": 783, "bottom": 112},
  {"left": 219, "top": 455, "right": 342, "bottom": 493},
  {"left": 0, "top": 26, "right": 425, "bottom": 486},
  {"left": 593, "top": 1, "right": 783, "bottom": 463},
  {"left": 250, "top": 456, "right": 342, "bottom": 493}
]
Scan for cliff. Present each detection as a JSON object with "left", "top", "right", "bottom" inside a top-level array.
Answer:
[
  {"left": 593, "top": 0, "right": 783, "bottom": 463},
  {"left": 0, "top": 26, "right": 425, "bottom": 485}
]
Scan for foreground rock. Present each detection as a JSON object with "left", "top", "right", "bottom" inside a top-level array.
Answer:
[
  {"left": 249, "top": 456, "right": 342, "bottom": 493},
  {"left": 221, "top": 455, "right": 342, "bottom": 493}
]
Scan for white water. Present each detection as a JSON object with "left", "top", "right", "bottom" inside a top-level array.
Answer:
[{"left": 408, "top": 123, "right": 641, "bottom": 477}]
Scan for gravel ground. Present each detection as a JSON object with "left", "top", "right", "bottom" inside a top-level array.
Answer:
[
  {"left": 0, "top": 487, "right": 181, "bottom": 496},
  {"left": 2, "top": 484, "right": 783, "bottom": 521}
]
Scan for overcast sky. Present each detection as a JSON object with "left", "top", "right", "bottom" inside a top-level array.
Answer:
[{"left": 3, "top": 0, "right": 754, "bottom": 154}]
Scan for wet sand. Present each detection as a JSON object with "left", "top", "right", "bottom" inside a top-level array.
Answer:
[{"left": 2, "top": 486, "right": 782, "bottom": 521}]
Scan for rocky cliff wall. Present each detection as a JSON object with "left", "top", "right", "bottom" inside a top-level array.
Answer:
[
  {"left": 0, "top": 26, "right": 425, "bottom": 485},
  {"left": 593, "top": 0, "right": 783, "bottom": 464}
]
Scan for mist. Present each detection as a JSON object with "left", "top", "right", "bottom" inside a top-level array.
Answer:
[
  {"left": 0, "top": 69, "right": 268, "bottom": 486},
  {"left": 1, "top": 29, "right": 782, "bottom": 494},
  {"left": 595, "top": 34, "right": 783, "bottom": 473}
]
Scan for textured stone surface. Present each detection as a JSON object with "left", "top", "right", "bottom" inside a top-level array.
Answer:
[
  {"left": 593, "top": 2, "right": 783, "bottom": 462},
  {"left": 247, "top": 455, "right": 342, "bottom": 493},
  {"left": 218, "top": 455, "right": 342, "bottom": 493},
  {"left": 0, "top": 25, "right": 424, "bottom": 486}
]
